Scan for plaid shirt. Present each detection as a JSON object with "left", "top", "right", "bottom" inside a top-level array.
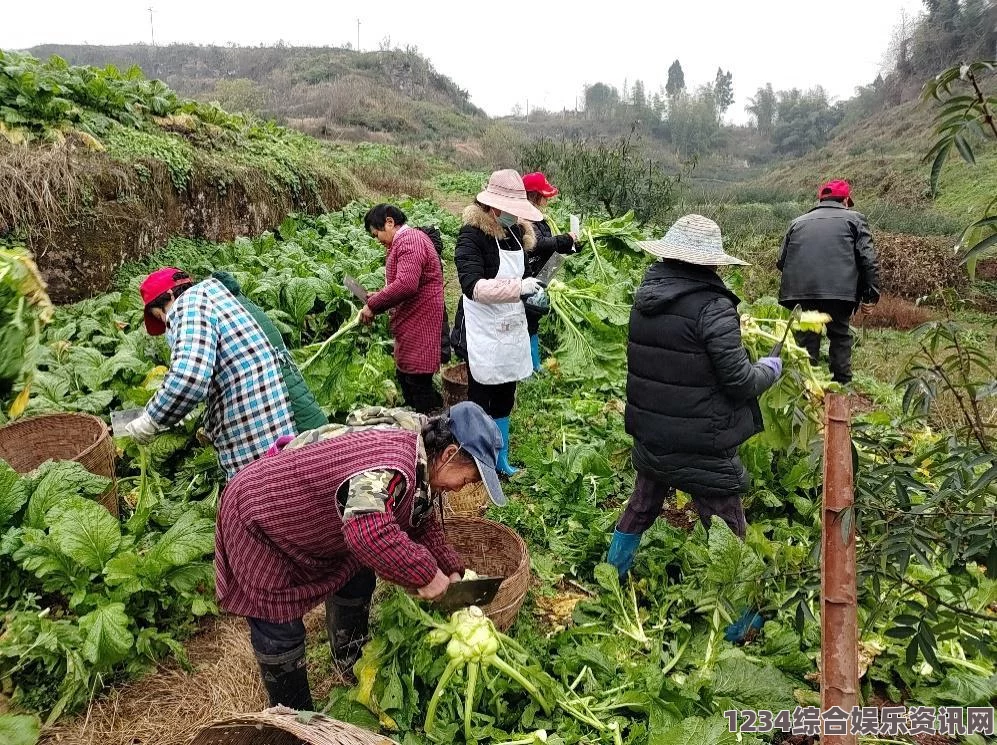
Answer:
[
  {"left": 146, "top": 278, "right": 296, "bottom": 479},
  {"left": 215, "top": 427, "right": 464, "bottom": 622},
  {"left": 366, "top": 225, "right": 444, "bottom": 374}
]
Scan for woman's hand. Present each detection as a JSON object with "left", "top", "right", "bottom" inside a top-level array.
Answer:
[
  {"left": 418, "top": 570, "right": 452, "bottom": 601},
  {"left": 449, "top": 572, "right": 463, "bottom": 582}
]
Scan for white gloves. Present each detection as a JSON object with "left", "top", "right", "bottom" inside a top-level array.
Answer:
[
  {"left": 520, "top": 277, "right": 543, "bottom": 297},
  {"left": 122, "top": 412, "right": 162, "bottom": 444}
]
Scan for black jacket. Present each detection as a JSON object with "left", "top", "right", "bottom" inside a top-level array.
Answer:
[
  {"left": 451, "top": 204, "right": 536, "bottom": 361},
  {"left": 625, "top": 261, "right": 778, "bottom": 498},
  {"left": 777, "top": 201, "right": 880, "bottom": 305},
  {"left": 525, "top": 219, "right": 577, "bottom": 334}
]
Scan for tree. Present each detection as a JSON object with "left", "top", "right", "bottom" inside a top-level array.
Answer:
[
  {"left": 770, "top": 86, "right": 845, "bottom": 156},
  {"left": 584, "top": 82, "right": 620, "bottom": 119},
  {"left": 632, "top": 79, "right": 647, "bottom": 110},
  {"left": 745, "top": 83, "right": 776, "bottom": 135},
  {"left": 666, "top": 59, "right": 685, "bottom": 99},
  {"left": 668, "top": 86, "right": 720, "bottom": 156},
  {"left": 713, "top": 68, "right": 734, "bottom": 120}
]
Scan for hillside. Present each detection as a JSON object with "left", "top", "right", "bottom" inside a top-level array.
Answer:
[
  {"left": 0, "top": 50, "right": 434, "bottom": 302},
  {"left": 27, "top": 44, "right": 486, "bottom": 143}
]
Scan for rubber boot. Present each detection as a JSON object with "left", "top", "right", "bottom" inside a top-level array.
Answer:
[
  {"left": 607, "top": 529, "right": 642, "bottom": 579},
  {"left": 724, "top": 608, "right": 764, "bottom": 643},
  {"left": 529, "top": 334, "right": 542, "bottom": 373},
  {"left": 256, "top": 645, "right": 314, "bottom": 710},
  {"left": 325, "top": 593, "right": 371, "bottom": 681},
  {"left": 493, "top": 416, "right": 518, "bottom": 476}
]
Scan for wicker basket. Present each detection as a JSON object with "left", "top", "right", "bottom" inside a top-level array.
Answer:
[
  {"left": 443, "top": 481, "right": 489, "bottom": 518},
  {"left": 0, "top": 413, "right": 118, "bottom": 516},
  {"left": 441, "top": 362, "right": 468, "bottom": 408},
  {"left": 444, "top": 516, "right": 530, "bottom": 631},
  {"left": 190, "top": 707, "right": 398, "bottom": 745}
]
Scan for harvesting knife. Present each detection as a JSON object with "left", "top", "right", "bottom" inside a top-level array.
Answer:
[
  {"left": 343, "top": 276, "right": 368, "bottom": 304},
  {"left": 110, "top": 408, "right": 145, "bottom": 438},
  {"left": 770, "top": 304, "right": 802, "bottom": 357},
  {"left": 434, "top": 575, "right": 505, "bottom": 613},
  {"left": 523, "top": 252, "right": 566, "bottom": 312}
]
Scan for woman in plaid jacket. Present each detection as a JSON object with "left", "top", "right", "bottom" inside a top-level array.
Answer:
[
  {"left": 215, "top": 403, "right": 506, "bottom": 710},
  {"left": 122, "top": 268, "right": 297, "bottom": 479}
]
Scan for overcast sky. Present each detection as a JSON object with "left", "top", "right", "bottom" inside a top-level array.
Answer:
[{"left": 3, "top": 0, "right": 926, "bottom": 123}]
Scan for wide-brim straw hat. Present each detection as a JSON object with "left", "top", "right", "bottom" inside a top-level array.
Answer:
[
  {"left": 636, "top": 214, "right": 748, "bottom": 266},
  {"left": 476, "top": 169, "right": 544, "bottom": 222}
]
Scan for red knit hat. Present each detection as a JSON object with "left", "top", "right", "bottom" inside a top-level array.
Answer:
[
  {"left": 522, "top": 172, "right": 559, "bottom": 199},
  {"left": 139, "top": 267, "right": 193, "bottom": 335}
]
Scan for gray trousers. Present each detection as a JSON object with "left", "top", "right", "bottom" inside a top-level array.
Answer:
[{"left": 617, "top": 470, "right": 746, "bottom": 539}]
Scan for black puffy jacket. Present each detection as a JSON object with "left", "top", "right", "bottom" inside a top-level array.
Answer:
[
  {"left": 777, "top": 201, "right": 880, "bottom": 305},
  {"left": 416, "top": 225, "right": 453, "bottom": 364},
  {"left": 451, "top": 204, "right": 536, "bottom": 361},
  {"left": 525, "top": 219, "right": 577, "bottom": 335},
  {"left": 625, "top": 261, "right": 777, "bottom": 498}
]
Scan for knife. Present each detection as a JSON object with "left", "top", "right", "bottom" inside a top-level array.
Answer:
[
  {"left": 771, "top": 305, "right": 802, "bottom": 357},
  {"left": 344, "top": 276, "right": 368, "bottom": 304},
  {"left": 110, "top": 408, "right": 145, "bottom": 438},
  {"left": 433, "top": 575, "right": 505, "bottom": 613}
]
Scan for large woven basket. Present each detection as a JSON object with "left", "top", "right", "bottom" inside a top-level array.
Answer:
[
  {"left": 444, "top": 516, "right": 530, "bottom": 631},
  {"left": 190, "top": 707, "right": 398, "bottom": 745},
  {"left": 0, "top": 413, "right": 118, "bottom": 516},
  {"left": 441, "top": 362, "right": 468, "bottom": 408},
  {"left": 443, "top": 481, "right": 489, "bottom": 518}
]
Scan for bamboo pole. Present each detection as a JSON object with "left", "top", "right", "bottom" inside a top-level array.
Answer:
[{"left": 821, "top": 393, "right": 858, "bottom": 745}]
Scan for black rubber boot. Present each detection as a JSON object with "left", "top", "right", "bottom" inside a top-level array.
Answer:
[
  {"left": 255, "top": 644, "right": 314, "bottom": 710},
  {"left": 325, "top": 593, "right": 371, "bottom": 679}
]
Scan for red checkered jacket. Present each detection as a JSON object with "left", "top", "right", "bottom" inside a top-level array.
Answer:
[
  {"left": 214, "top": 428, "right": 464, "bottom": 622},
  {"left": 366, "top": 225, "right": 444, "bottom": 375}
]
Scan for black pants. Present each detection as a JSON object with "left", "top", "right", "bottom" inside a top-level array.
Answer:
[
  {"left": 467, "top": 370, "right": 517, "bottom": 419},
  {"left": 616, "top": 471, "right": 747, "bottom": 539},
  {"left": 248, "top": 569, "right": 376, "bottom": 659},
  {"left": 791, "top": 300, "right": 855, "bottom": 384},
  {"left": 397, "top": 371, "right": 443, "bottom": 414}
]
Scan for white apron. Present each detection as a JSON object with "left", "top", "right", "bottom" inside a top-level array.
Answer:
[{"left": 464, "top": 238, "right": 533, "bottom": 385}]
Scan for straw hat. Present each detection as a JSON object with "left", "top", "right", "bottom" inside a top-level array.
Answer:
[
  {"left": 476, "top": 170, "right": 544, "bottom": 222},
  {"left": 636, "top": 214, "right": 748, "bottom": 266}
]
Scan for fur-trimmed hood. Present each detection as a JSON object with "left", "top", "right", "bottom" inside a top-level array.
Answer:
[{"left": 461, "top": 203, "right": 536, "bottom": 251}]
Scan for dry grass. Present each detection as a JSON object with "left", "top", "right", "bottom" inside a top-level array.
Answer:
[
  {"left": 41, "top": 609, "right": 338, "bottom": 745},
  {"left": 875, "top": 232, "right": 965, "bottom": 300},
  {"left": 852, "top": 294, "right": 934, "bottom": 330}
]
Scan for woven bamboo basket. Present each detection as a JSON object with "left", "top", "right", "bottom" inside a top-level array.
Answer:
[
  {"left": 190, "top": 707, "right": 398, "bottom": 745},
  {"left": 441, "top": 362, "right": 468, "bottom": 408},
  {"left": 443, "top": 481, "right": 489, "bottom": 518},
  {"left": 444, "top": 516, "right": 530, "bottom": 631},
  {"left": 0, "top": 413, "right": 118, "bottom": 516}
]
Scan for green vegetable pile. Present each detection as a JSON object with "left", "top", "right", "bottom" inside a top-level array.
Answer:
[{"left": 0, "top": 196, "right": 993, "bottom": 745}]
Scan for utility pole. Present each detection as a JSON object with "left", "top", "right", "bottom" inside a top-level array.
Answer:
[
  {"left": 357, "top": 18, "right": 361, "bottom": 51},
  {"left": 526, "top": 98, "right": 529, "bottom": 122},
  {"left": 148, "top": 7, "right": 155, "bottom": 46}
]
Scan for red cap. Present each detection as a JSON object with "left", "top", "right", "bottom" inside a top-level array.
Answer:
[
  {"left": 139, "top": 267, "right": 193, "bottom": 335},
  {"left": 818, "top": 179, "right": 853, "bottom": 206},
  {"left": 522, "top": 172, "right": 559, "bottom": 199}
]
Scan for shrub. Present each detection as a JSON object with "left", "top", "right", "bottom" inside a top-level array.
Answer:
[
  {"left": 853, "top": 294, "right": 934, "bottom": 330},
  {"left": 875, "top": 232, "right": 966, "bottom": 299}
]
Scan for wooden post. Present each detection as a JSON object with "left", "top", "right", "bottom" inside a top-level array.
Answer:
[{"left": 821, "top": 393, "right": 858, "bottom": 744}]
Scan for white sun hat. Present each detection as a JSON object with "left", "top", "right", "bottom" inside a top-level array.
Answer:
[
  {"left": 636, "top": 214, "right": 748, "bottom": 266},
  {"left": 476, "top": 169, "right": 544, "bottom": 222}
]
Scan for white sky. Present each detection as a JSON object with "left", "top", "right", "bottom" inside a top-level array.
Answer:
[{"left": 3, "top": 0, "right": 926, "bottom": 124}]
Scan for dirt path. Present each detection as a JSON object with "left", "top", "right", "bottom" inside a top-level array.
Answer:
[{"left": 41, "top": 609, "right": 334, "bottom": 745}]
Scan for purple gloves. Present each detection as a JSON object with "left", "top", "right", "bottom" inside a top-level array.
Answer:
[{"left": 758, "top": 357, "right": 783, "bottom": 377}]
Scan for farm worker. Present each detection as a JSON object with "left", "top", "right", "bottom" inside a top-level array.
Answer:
[
  {"left": 362, "top": 203, "right": 446, "bottom": 414},
  {"left": 451, "top": 169, "right": 544, "bottom": 475},
  {"left": 522, "top": 172, "right": 580, "bottom": 372},
  {"left": 777, "top": 179, "right": 880, "bottom": 384},
  {"left": 611, "top": 215, "right": 782, "bottom": 639},
  {"left": 121, "top": 268, "right": 296, "bottom": 479},
  {"left": 210, "top": 270, "right": 328, "bottom": 432},
  {"left": 214, "top": 402, "right": 507, "bottom": 710}
]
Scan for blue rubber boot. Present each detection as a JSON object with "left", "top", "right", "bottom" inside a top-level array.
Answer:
[
  {"left": 724, "top": 608, "right": 764, "bottom": 643},
  {"left": 529, "top": 334, "right": 542, "bottom": 373},
  {"left": 493, "top": 416, "right": 518, "bottom": 476},
  {"left": 607, "top": 529, "right": 642, "bottom": 578}
]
